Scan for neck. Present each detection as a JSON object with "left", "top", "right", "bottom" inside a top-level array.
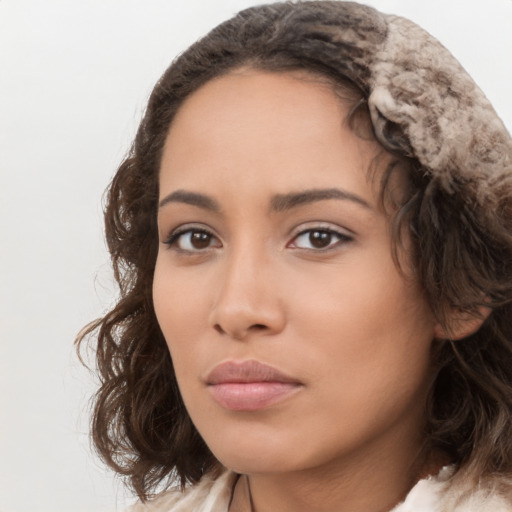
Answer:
[{"left": 243, "top": 436, "right": 444, "bottom": 512}]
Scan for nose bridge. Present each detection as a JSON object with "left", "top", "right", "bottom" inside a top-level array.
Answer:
[
  {"left": 209, "top": 233, "right": 284, "bottom": 339},
  {"left": 217, "top": 235, "right": 269, "bottom": 311}
]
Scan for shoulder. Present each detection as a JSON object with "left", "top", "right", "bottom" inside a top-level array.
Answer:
[
  {"left": 128, "top": 470, "right": 237, "bottom": 512},
  {"left": 392, "top": 466, "right": 512, "bottom": 512}
]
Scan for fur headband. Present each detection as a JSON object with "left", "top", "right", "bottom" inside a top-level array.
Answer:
[{"left": 311, "top": 1, "right": 512, "bottom": 206}]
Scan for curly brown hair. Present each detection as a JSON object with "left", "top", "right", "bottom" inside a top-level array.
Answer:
[{"left": 77, "top": 1, "right": 512, "bottom": 500}]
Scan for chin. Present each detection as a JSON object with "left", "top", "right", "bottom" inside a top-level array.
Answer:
[
  {"left": 201, "top": 425, "right": 306, "bottom": 475},
  {"left": 215, "top": 449, "right": 302, "bottom": 475}
]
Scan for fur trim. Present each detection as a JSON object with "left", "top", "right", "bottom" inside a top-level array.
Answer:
[
  {"left": 128, "top": 471, "right": 237, "bottom": 512},
  {"left": 391, "top": 466, "right": 512, "bottom": 511},
  {"left": 368, "top": 15, "right": 512, "bottom": 206},
  {"left": 128, "top": 467, "right": 512, "bottom": 511}
]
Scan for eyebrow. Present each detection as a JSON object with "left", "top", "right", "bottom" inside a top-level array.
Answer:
[
  {"left": 158, "top": 187, "right": 371, "bottom": 213},
  {"left": 159, "top": 190, "right": 221, "bottom": 212},
  {"left": 269, "top": 188, "right": 371, "bottom": 212}
]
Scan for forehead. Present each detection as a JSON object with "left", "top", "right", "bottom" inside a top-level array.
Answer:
[
  {"left": 166, "top": 69, "right": 348, "bottom": 147},
  {"left": 159, "top": 69, "right": 388, "bottom": 203}
]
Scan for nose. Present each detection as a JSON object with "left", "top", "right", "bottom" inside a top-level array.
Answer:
[{"left": 208, "top": 246, "right": 286, "bottom": 341}]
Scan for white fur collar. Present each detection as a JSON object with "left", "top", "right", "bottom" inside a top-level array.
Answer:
[
  {"left": 129, "top": 466, "right": 512, "bottom": 511},
  {"left": 391, "top": 466, "right": 511, "bottom": 512}
]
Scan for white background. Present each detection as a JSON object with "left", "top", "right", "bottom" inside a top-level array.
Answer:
[{"left": 1, "top": 1, "right": 511, "bottom": 511}]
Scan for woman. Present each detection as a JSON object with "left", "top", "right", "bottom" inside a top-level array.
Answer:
[{"left": 78, "top": 2, "right": 512, "bottom": 510}]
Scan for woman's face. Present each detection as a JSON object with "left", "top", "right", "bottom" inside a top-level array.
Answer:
[{"left": 153, "top": 70, "right": 437, "bottom": 476}]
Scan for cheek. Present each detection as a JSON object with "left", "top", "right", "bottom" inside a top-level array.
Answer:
[
  {"left": 152, "top": 260, "right": 211, "bottom": 364},
  {"left": 152, "top": 263, "right": 215, "bottom": 423},
  {"left": 292, "top": 254, "right": 429, "bottom": 329},
  {"left": 286, "top": 251, "right": 434, "bottom": 388},
  {"left": 283, "top": 264, "right": 434, "bottom": 454}
]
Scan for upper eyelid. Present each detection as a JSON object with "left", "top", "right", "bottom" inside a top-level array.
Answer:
[
  {"left": 163, "top": 222, "right": 217, "bottom": 239},
  {"left": 290, "top": 222, "right": 354, "bottom": 238}
]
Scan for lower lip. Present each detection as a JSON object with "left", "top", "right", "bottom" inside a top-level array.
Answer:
[{"left": 208, "top": 382, "right": 301, "bottom": 411}]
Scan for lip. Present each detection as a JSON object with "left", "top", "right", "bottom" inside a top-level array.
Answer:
[{"left": 206, "top": 360, "right": 302, "bottom": 411}]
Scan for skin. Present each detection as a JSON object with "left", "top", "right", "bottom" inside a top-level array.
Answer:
[{"left": 153, "top": 69, "right": 441, "bottom": 512}]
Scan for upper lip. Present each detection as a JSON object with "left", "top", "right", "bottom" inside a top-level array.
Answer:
[{"left": 206, "top": 360, "right": 301, "bottom": 385}]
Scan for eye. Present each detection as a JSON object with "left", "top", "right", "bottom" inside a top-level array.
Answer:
[
  {"left": 289, "top": 228, "right": 352, "bottom": 250},
  {"left": 164, "top": 228, "right": 221, "bottom": 252}
]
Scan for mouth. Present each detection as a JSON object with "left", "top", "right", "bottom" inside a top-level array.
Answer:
[{"left": 206, "top": 360, "right": 303, "bottom": 411}]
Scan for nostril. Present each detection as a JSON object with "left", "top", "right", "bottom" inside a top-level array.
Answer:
[
  {"left": 213, "top": 322, "right": 268, "bottom": 338},
  {"left": 251, "top": 324, "right": 267, "bottom": 331}
]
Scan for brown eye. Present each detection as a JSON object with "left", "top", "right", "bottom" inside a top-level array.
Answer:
[
  {"left": 290, "top": 228, "right": 352, "bottom": 251},
  {"left": 165, "top": 228, "right": 220, "bottom": 252},
  {"left": 309, "top": 230, "right": 332, "bottom": 248},
  {"left": 190, "top": 231, "right": 212, "bottom": 249}
]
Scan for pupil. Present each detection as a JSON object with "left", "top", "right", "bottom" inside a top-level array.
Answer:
[
  {"left": 191, "top": 232, "right": 211, "bottom": 249},
  {"left": 309, "top": 230, "right": 331, "bottom": 248}
]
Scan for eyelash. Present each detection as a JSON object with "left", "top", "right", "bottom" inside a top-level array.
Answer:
[
  {"left": 288, "top": 227, "right": 353, "bottom": 251},
  {"left": 163, "top": 225, "right": 353, "bottom": 253},
  {"left": 164, "top": 227, "right": 219, "bottom": 252}
]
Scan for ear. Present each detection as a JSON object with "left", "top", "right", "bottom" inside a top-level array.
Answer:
[{"left": 433, "top": 306, "right": 491, "bottom": 341}]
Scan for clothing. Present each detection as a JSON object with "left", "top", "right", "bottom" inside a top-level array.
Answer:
[{"left": 129, "top": 467, "right": 512, "bottom": 512}]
